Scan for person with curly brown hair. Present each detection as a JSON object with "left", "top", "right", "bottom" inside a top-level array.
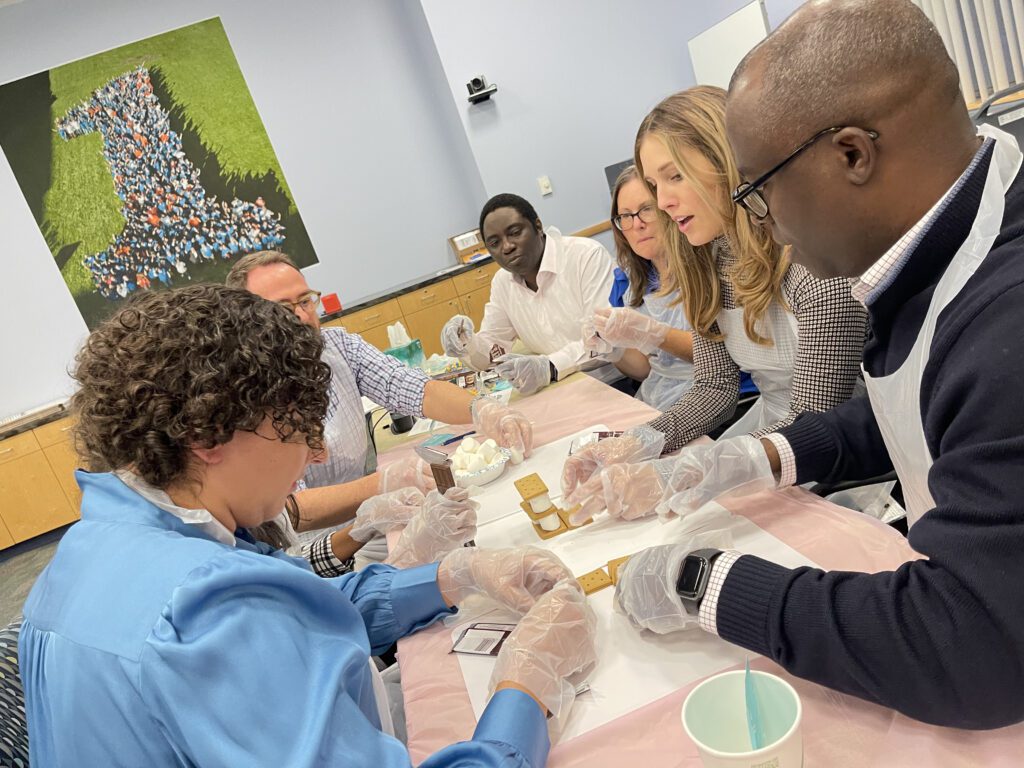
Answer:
[
  {"left": 18, "top": 284, "right": 597, "bottom": 766},
  {"left": 228, "top": 250, "right": 535, "bottom": 571}
]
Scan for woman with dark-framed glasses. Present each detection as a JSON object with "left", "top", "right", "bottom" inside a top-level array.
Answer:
[
  {"left": 584, "top": 164, "right": 696, "bottom": 411},
  {"left": 563, "top": 86, "right": 868, "bottom": 522}
]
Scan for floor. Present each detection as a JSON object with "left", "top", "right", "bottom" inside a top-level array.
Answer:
[{"left": 0, "top": 528, "right": 64, "bottom": 627}]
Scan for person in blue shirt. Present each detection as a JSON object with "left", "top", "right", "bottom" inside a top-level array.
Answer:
[
  {"left": 20, "top": 284, "right": 597, "bottom": 766},
  {"left": 592, "top": 165, "right": 696, "bottom": 411}
]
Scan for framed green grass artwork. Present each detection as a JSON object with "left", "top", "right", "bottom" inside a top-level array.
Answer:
[{"left": 0, "top": 17, "right": 318, "bottom": 329}]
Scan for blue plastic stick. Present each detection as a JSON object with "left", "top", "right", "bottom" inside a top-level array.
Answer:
[{"left": 745, "top": 658, "right": 766, "bottom": 750}]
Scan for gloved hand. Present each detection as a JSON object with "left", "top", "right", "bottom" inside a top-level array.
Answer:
[
  {"left": 489, "top": 581, "right": 597, "bottom": 721},
  {"left": 471, "top": 396, "right": 534, "bottom": 460},
  {"left": 562, "top": 424, "right": 666, "bottom": 502},
  {"left": 386, "top": 487, "right": 479, "bottom": 569},
  {"left": 437, "top": 546, "right": 574, "bottom": 614},
  {"left": 441, "top": 315, "right": 475, "bottom": 358},
  {"left": 656, "top": 435, "right": 776, "bottom": 518},
  {"left": 582, "top": 316, "right": 616, "bottom": 356},
  {"left": 568, "top": 459, "right": 675, "bottom": 525},
  {"left": 615, "top": 530, "right": 734, "bottom": 634},
  {"left": 591, "top": 307, "right": 670, "bottom": 354},
  {"left": 494, "top": 354, "right": 552, "bottom": 396},
  {"left": 349, "top": 487, "right": 426, "bottom": 543},
  {"left": 378, "top": 455, "right": 436, "bottom": 494}
]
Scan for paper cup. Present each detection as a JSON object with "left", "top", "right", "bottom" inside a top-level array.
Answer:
[{"left": 682, "top": 670, "right": 802, "bottom": 768}]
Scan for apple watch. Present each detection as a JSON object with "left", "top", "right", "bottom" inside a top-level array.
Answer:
[{"left": 675, "top": 548, "right": 723, "bottom": 615}]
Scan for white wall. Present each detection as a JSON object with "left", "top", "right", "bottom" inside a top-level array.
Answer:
[
  {"left": 420, "top": 0, "right": 752, "bottom": 233},
  {"left": 764, "top": 0, "right": 806, "bottom": 28},
  {"left": 0, "top": 0, "right": 485, "bottom": 417}
]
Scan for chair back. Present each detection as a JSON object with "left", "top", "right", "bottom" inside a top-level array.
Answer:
[{"left": 0, "top": 617, "right": 29, "bottom": 768}]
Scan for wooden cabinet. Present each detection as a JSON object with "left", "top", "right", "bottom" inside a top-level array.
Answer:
[
  {"left": 0, "top": 417, "right": 81, "bottom": 549},
  {"left": 404, "top": 298, "right": 463, "bottom": 358},
  {"left": 0, "top": 516, "right": 14, "bottom": 550},
  {"left": 0, "top": 449, "right": 78, "bottom": 543},
  {"left": 396, "top": 279, "right": 457, "bottom": 316},
  {"left": 44, "top": 440, "right": 83, "bottom": 509},
  {"left": 319, "top": 262, "right": 500, "bottom": 355},
  {"left": 460, "top": 284, "right": 491, "bottom": 330},
  {"left": 327, "top": 298, "right": 403, "bottom": 335},
  {"left": 452, "top": 261, "right": 499, "bottom": 295}
]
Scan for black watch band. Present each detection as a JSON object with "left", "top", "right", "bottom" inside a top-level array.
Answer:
[{"left": 675, "top": 548, "right": 723, "bottom": 616}]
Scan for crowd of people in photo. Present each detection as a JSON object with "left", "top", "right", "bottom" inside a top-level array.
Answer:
[{"left": 56, "top": 66, "right": 285, "bottom": 299}]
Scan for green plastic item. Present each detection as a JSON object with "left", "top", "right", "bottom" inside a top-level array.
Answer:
[{"left": 384, "top": 339, "right": 425, "bottom": 369}]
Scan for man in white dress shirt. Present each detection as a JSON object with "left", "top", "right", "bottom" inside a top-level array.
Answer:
[{"left": 443, "top": 193, "right": 618, "bottom": 394}]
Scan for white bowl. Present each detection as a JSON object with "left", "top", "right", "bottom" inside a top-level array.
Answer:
[{"left": 453, "top": 447, "right": 511, "bottom": 488}]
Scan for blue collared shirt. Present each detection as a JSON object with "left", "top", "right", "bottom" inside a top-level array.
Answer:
[{"left": 21, "top": 471, "right": 549, "bottom": 767}]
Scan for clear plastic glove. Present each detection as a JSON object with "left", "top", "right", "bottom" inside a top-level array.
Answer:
[
  {"left": 349, "top": 487, "right": 426, "bottom": 543},
  {"left": 471, "top": 397, "right": 534, "bottom": 460},
  {"left": 489, "top": 581, "right": 597, "bottom": 721},
  {"left": 592, "top": 307, "right": 670, "bottom": 354},
  {"left": 568, "top": 459, "right": 675, "bottom": 525},
  {"left": 562, "top": 424, "right": 666, "bottom": 502},
  {"left": 437, "top": 546, "right": 574, "bottom": 614},
  {"left": 386, "top": 487, "right": 478, "bottom": 569},
  {"left": 494, "top": 354, "right": 552, "bottom": 396},
  {"left": 656, "top": 435, "right": 776, "bottom": 518},
  {"left": 378, "top": 455, "right": 437, "bottom": 495},
  {"left": 441, "top": 314, "right": 474, "bottom": 358},
  {"left": 614, "top": 529, "right": 734, "bottom": 634},
  {"left": 582, "top": 316, "right": 616, "bottom": 356}
]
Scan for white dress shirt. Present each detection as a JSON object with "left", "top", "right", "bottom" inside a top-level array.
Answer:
[{"left": 472, "top": 226, "right": 616, "bottom": 379}]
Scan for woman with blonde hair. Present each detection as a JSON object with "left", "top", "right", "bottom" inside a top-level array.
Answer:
[
  {"left": 568, "top": 85, "right": 867, "bottom": 518},
  {"left": 594, "top": 163, "right": 696, "bottom": 410}
]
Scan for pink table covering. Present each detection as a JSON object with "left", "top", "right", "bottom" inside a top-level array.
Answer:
[{"left": 387, "top": 376, "right": 1024, "bottom": 767}]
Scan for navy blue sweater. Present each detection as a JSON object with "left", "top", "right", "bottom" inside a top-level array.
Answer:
[{"left": 715, "top": 140, "right": 1024, "bottom": 728}]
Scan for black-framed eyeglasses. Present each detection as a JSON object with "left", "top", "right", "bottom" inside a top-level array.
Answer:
[
  {"left": 732, "top": 126, "right": 879, "bottom": 219},
  {"left": 612, "top": 203, "right": 658, "bottom": 232},
  {"left": 277, "top": 290, "right": 322, "bottom": 314}
]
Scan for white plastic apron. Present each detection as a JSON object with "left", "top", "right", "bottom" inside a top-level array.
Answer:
[
  {"left": 636, "top": 291, "right": 696, "bottom": 411},
  {"left": 369, "top": 661, "right": 396, "bottom": 737},
  {"left": 862, "top": 125, "right": 1022, "bottom": 526},
  {"left": 716, "top": 302, "right": 799, "bottom": 439}
]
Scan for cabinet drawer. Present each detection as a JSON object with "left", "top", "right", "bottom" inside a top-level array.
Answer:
[
  {"left": 0, "top": 430, "right": 41, "bottom": 467},
  {"left": 33, "top": 417, "right": 76, "bottom": 448},
  {"left": 403, "top": 298, "right": 463, "bottom": 359},
  {"left": 397, "top": 279, "right": 457, "bottom": 315},
  {"left": 323, "top": 299, "right": 403, "bottom": 335},
  {"left": 452, "top": 261, "right": 500, "bottom": 295},
  {"left": 0, "top": 451, "right": 77, "bottom": 542}
]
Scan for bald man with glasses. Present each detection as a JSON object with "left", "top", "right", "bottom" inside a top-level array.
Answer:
[{"left": 612, "top": 0, "right": 1024, "bottom": 729}]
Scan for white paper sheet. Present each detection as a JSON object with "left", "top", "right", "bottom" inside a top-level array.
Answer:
[{"left": 452, "top": 508, "right": 820, "bottom": 741}]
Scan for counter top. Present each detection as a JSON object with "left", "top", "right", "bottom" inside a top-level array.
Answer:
[
  {"left": 319, "top": 255, "right": 494, "bottom": 324},
  {"left": 0, "top": 404, "right": 70, "bottom": 442}
]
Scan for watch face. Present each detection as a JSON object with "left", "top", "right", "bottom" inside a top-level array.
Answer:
[{"left": 676, "top": 556, "right": 708, "bottom": 600}]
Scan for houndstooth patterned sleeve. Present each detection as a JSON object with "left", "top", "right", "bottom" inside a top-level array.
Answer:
[
  {"left": 646, "top": 325, "right": 741, "bottom": 453},
  {"left": 748, "top": 266, "right": 867, "bottom": 439}
]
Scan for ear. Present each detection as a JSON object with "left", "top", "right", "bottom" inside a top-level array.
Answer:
[
  {"left": 832, "top": 127, "right": 877, "bottom": 186},
  {"left": 534, "top": 218, "right": 543, "bottom": 232},
  {"left": 191, "top": 443, "right": 225, "bottom": 466}
]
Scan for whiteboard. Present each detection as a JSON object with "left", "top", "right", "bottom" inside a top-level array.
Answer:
[{"left": 688, "top": 1, "right": 769, "bottom": 89}]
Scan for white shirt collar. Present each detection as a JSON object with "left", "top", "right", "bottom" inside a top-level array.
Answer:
[
  {"left": 114, "top": 468, "right": 237, "bottom": 546},
  {"left": 850, "top": 139, "right": 986, "bottom": 305}
]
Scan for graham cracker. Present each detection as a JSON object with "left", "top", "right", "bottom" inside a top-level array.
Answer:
[
  {"left": 607, "top": 556, "right": 631, "bottom": 585},
  {"left": 514, "top": 473, "right": 549, "bottom": 501},
  {"left": 577, "top": 566, "right": 613, "bottom": 596}
]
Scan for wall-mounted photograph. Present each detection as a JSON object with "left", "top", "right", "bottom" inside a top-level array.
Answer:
[{"left": 0, "top": 17, "right": 318, "bottom": 329}]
